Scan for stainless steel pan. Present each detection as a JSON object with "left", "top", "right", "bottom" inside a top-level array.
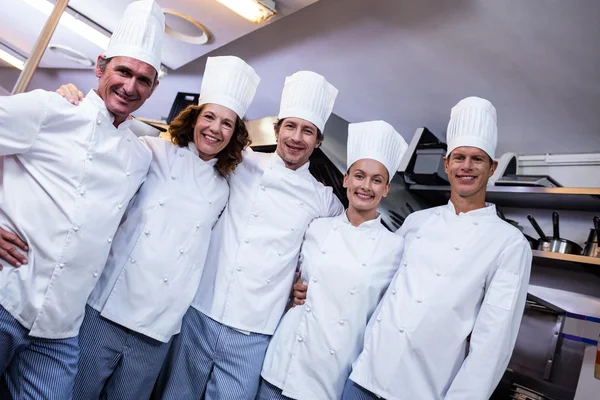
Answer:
[
  {"left": 549, "top": 211, "right": 583, "bottom": 255},
  {"left": 527, "top": 213, "right": 583, "bottom": 255},
  {"left": 583, "top": 216, "right": 600, "bottom": 257}
]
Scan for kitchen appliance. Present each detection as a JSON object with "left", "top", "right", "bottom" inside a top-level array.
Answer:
[
  {"left": 583, "top": 216, "right": 600, "bottom": 258},
  {"left": 495, "top": 175, "right": 563, "bottom": 188},
  {"left": 511, "top": 384, "right": 552, "bottom": 400},
  {"left": 527, "top": 213, "right": 584, "bottom": 255},
  {"left": 402, "top": 127, "right": 449, "bottom": 185},
  {"left": 488, "top": 152, "right": 518, "bottom": 186},
  {"left": 410, "top": 145, "right": 448, "bottom": 184},
  {"left": 166, "top": 92, "right": 200, "bottom": 124}
]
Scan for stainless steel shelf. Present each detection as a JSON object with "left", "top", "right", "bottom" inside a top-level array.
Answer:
[
  {"left": 408, "top": 185, "right": 600, "bottom": 211},
  {"left": 532, "top": 250, "right": 600, "bottom": 267}
]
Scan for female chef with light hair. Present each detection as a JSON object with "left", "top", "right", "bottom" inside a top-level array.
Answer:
[
  {"left": 256, "top": 120, "right": 409, "bottom": 400},
  {"left": 54, "top": 56, "right": 260, "bottom": 399}
]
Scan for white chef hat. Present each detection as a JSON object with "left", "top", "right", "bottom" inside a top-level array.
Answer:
[
  {"left": 278, "top": 71, "right": 338, "bottom": 133},
  {"left": 446, "top": 96, "right": 498, "bottom": 159},
  {"left": 104, "top": 0, "right": 165, "bottom": 73},
  {"left": 198, "top": 56, "right": 260, "bottom": 118},
  {"left": 347, "top": 120, "right": 408, "bottom": 181}
]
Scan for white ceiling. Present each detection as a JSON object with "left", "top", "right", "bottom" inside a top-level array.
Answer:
[
  {"left": 1, "top": 0, "right": 599, "bottom": 156},
  {"left": 0, "top": 0, "right": 318, "bottom": 70}
]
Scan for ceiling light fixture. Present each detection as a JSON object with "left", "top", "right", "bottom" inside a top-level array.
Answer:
[
  {"left": 48, "top": 44, "right": 94, "bottom": 66},
  {"left": 0, "top": 43, "right": 26, "bottom": 70},
  {"left": 163, "top": 9, "right": 210, "bottom": 45},
  {"left": 216, "top": 0, "right": 277, "bottom": 24},
  {"left": 20, "top": 0, "right": 110, "bottom": 49}
]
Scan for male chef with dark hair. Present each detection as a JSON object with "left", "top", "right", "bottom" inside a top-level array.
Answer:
[
  {"left": 292, "top": 97, "right": 532, "bottom": 399},
  {"left": 0, "top": 0, "right": 164, "bottom": 397}
]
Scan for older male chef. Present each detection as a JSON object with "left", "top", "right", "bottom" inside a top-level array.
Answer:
[
  {"left": 153, "top": 71, "right": 344, "bottom": 400},
  {"left": 341, "top": 97, "right": 532, "bottom": 400},
  {"left": 0, "top": 0, "right": 163, "bottom": 397}
]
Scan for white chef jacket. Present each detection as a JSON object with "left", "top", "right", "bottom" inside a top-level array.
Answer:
[
  {"left": 191, "top": 149, "right": 344, "bottom": 335},
  {"left": 261, "top": 212, "right": 404, "bottom": 399},
  {"left": 0, "top": 90, "right": 151, "bottom": 339},
  {"left": 87, "top": 137, "right": 228, "bottom": 342},
  {"left": 349, "top": 201, "right": 532, "bottom": 400}
]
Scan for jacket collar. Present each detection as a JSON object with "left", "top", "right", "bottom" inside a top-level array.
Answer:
[
  {"left": 186, "top": 142, "right": 218, "bottom": 166},
  {"left": 85, "top": 90, "right": 134, "bottom": 131},
  {"left": 269, "top": 152, "right": 312, "bottom": 178},
  {"left": 445, "top": 200, "right": 497, "bottom": 219},
  {"left": 336, "top": 210, "right": 382, "bottom": 230}
]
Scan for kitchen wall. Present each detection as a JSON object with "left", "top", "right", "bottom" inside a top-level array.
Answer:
[{"left": 2, "top": 0, "right": 600, "bottom": 158}]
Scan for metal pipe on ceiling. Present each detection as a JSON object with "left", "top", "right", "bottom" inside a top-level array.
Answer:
[{"left": 12, "top": 0, "right": 70, "bottom": 95}]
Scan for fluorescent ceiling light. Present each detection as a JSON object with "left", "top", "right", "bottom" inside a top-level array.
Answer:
[
  {"left": 0, "top": 43, "right": 25, "bottom": 70},
  {"left": 217, "top": 0, "right": 277, "bottom": 24},
  {"left": 20, "top": 0, "right": 110, "bottom": 49}
]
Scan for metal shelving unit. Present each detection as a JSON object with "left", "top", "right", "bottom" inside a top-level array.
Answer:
[{"left": 408, "top": 185, "right": 600, "bottom": 212}]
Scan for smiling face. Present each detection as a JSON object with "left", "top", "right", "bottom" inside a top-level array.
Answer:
[
  {"left": 95, "top": 56, "right": 158, "bottom": 126},
  {"left": 192, "top": 103, "right": 238, "bottom": 162},
  {"left": 444, "top": 146, "right": 497, "bottom": 200},
  {"left": 274, "top": 117, "right": 321, "bottom": 170},
  {"left": 344, "top": 159, "right": 391, "bottom": 214}
]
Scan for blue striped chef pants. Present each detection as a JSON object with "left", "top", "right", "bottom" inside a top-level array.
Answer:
[
  {"left": 341, "top": 378, "right": 382, "bottom": 400},
  {"left": 255, "top": 378, "right": 294, "bottom": 400},
  {"left": 73, "top": 305, "right": 173, "bottom": 400},
  {"left": 152, "top": 307, "right": 270, "bottom": 400},
  {"left": 0, "top": 305, "right": 79, "bottom": 400}
]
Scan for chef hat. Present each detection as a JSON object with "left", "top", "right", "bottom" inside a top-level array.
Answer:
[
  {"left": 278, "top": 71, "right": 338, "bottom": 133},
  {"left": 198, "top": 56, "right": 260, "bottom": 118},
  {"left": 347, "top": 120, "right": 408, "bottom": 181},
  {"left": 104, "top": 0, "right": 165, "bottom": 73},
  {"left": 446, "top": 96, "right": 497, "bottom": 159}
]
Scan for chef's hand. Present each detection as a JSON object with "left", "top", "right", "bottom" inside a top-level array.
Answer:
[
  {"left": 0, "top": 227, "right": 28, "bottom": 269},
  {"left": 292, "top": 273, "right": 308, "bottom": 307},
  {"left": 56, "top": 83, "right": 84, "bottom": 105}
]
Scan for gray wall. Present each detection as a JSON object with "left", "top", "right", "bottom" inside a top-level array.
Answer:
[{"left": 2, "top": 0, "right": 599, "bottom": 156}]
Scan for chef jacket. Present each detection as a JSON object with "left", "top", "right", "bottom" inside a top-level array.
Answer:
[
  {"left": 349, "top": 201, "right": 532, "bottom": 400},
  {"left": 87, "top": 137, "right": 228, "bottom": 342},
  {"left": 191, "top": 148, "right": 344, "bottom": 335},
  {"left": 261, "top": 212, "right": 404, "bottom": 399},
  {"left": 0, "top": 90, "right": 151, "bottom": 339}
]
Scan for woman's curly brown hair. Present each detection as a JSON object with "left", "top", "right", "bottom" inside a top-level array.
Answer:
[{"left": 169, "top": 104, "right": 250, "bottom": 176}]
